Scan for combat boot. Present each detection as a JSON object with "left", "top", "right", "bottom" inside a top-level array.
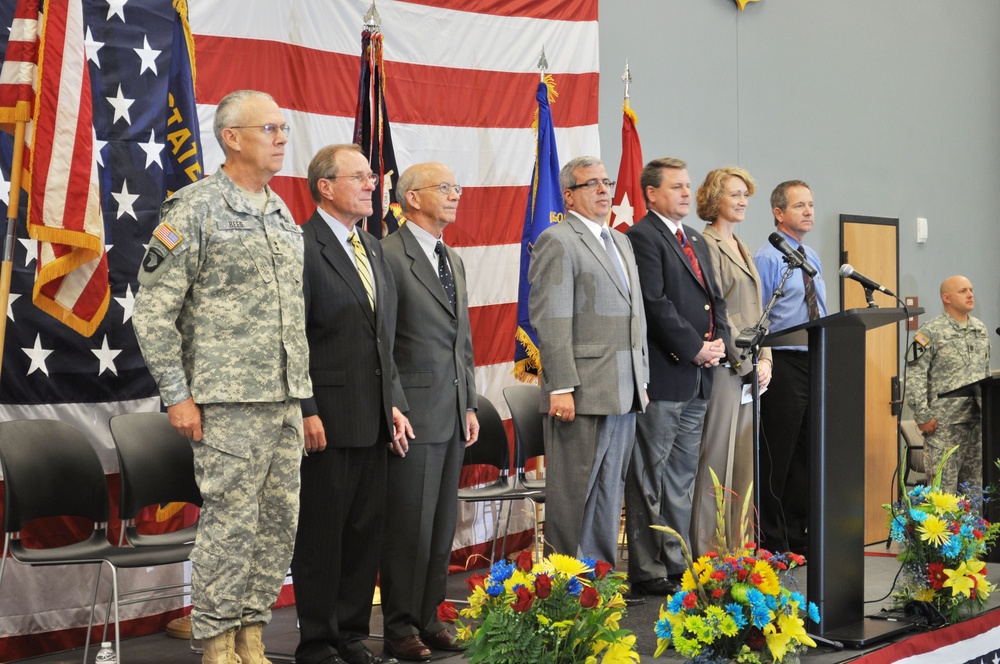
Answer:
[
  {"left": 235, "top": 623, "right": 272, "bottom": 664},
  {"left": 202, "top": 628, "right": 242, "bottom": 664}
]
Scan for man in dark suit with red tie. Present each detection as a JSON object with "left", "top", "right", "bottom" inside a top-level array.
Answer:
[
  {"left": 624, "top": 157, "right": 729, "bottom": 596},
  {"left": 292, "top": 143, "right": 411, "bottom": 664}
]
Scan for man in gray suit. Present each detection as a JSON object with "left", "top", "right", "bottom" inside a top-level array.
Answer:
[
  {"left": 528, "top": 155, "right": 649, "bottom": 564},
  {"left": 379, "top": 162, "right": 479, "bottom": 662}
]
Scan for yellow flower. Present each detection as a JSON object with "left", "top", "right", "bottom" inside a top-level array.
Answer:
[
  {"left": 536, "top": 614, "right": 551, "bottom": 626},
  {"left": 926, "top": 490, "right": 960, "bottom": 515},
  {"left": 606, "top": 592, "right": 627, "bottom": 609},
  {"left": 680, "top": 568, "right": 698, "bottom": 591},
  {"left": 538, "top": 553, "right": 591, "bottom": 577},
  {"left": 602, "top": 636, "right": 640, "bottom": 663},
  {"left": 551, "top": 619, "right": 574, "bottom": 636},
  {"left": 943, "top": 559, "right": 990, "bottom": 599},
  {"left": 918, "top": 515, "right": 951, "bottom": 546},
  {"left": 752, "top": 560, "right": 781, "bottom": 596},
  {"left": 456, "top": 623, "right": 474, "bottom": 641},
  {"left": 913, "top": 587, "right": 936, "bottom": 602}
]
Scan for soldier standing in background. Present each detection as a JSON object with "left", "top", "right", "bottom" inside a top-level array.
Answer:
[
  {"left": 906, "top": 275, "right": 991, "bottom": 493},
  {"left": 133, "top": 90, "right": 310, "bottom": 664}
]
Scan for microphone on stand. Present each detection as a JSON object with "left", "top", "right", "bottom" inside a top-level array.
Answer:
[
  {"left": 838, "top": 264, "right": 895, "bottom": 297},
  {"left": 768, "top": 232, "right": 818, "bottom": 276}
]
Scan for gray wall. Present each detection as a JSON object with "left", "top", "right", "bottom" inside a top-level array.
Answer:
[{"left": 598, "top": 0, "right": 1000, "bottom": 364}]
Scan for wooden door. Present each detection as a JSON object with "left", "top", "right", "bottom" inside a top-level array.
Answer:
[{"left": 840, "top": 215, "right": 898, "bottom": 543}]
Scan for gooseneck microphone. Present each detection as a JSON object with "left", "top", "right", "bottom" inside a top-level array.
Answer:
[
  {"left": 767, "top": 232, "right": 818, "bottom": 277},
  {"left": 838, "top": 264, "right": 895, "bottom": 297}
]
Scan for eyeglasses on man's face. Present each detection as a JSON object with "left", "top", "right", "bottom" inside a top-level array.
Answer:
[
  {"left": 323, "top": 172, "right": 380, "bottom": 186},
  {"left": 229, "top": 123, "right": 291, "bottom": 137},
  {"left": 413, "top": 183, "right": 463, "bottom": 196},
  {"left": 567, "top": 178, "right": 615, "bottom": 191}
]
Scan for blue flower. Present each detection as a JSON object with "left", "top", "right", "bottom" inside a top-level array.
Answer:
[
  {"left": 909, "top": 508, "right": 928, "bottom": 523},
  {"left": 890, "top": 515, "right": 907, "bottom": 541},
  {"left": 580, "top": 557, "right": 597, "bottom": 579},
  {"left": 654, "top": 616, "right": 671, "bottom": 639},
  {"left": 566, "top": 576, "right": 582, "bottom": 596},
  {"left": 488, "top": 559, "right": 516, "bottom": 585},
  {"left": 668, "top": 591, "right": 688, "bottom": 613},
  {"left": 790, "top": 591, "right": 805, "bottom": 606},
  {"left": 725, "top": 603, "right": 748, "bottom": 630},
  {"left": 750, "top": 602, "right": 771, "bottom": 629},
  {"left": 807, "top": 602, "right": 820, "bottom": 624},
  {"left": 485, "top": 582, "right": 504, "bottom": 597},
  {"left": 765, "top": 594, "right": 778, "bottom": 611},
  {"left": 940, "top": 537, "right": 962, "bottom": 558},
  {"left": 959, "top": 524, "right": 973, "bottom": 539}
]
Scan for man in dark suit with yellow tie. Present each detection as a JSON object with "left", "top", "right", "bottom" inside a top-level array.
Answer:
[
  {"left": 379, "top": 162, "right": 479, "bottom": 662},
  {"left": 292, "top": 143, "right": 411, "bottom": 664}
]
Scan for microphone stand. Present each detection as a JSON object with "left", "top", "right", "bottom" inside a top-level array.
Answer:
[
  {"left": 735, "top": 258, "right": 797, "bottom": 548},
  {"left": 863, "top": 286, "right": 878, "bottom": 309}
]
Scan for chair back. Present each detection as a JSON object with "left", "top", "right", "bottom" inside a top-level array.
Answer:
[
  {"left": 110, "top": 412, "right": 203, "bottom": 521},
  {"left": 0, "top": 420, "right": 109, "bottom": 533},
  {"left": 462, "top": 394, "right": 510, "bottom": 476},
  {"left": 503, "top": 384, "right": 545, "bottom": 471}
]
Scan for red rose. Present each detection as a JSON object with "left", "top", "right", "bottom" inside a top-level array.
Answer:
[
  {"left": 437, "top": 601, "right": 458, "bottom": 622},
  {"left": 580, "top": 585, "right": 600, "bottom": 608},
  {"left": 511, "top": 586, "right": 534, "bottom": 612},
  {"left": 535, "top": 573, "right": 552, "bottom": 599},
  {"left": 516, "top": 549, "right": 534, "bottom": 572},
  {"left": 682, "top": 592, "right": 698, "bottom": 609},
  {"left": 466, "top": 573, "right": 486, "bottom": 593},
  {"left": 594, "top": 560, "right": 613, "bottom": 579}
]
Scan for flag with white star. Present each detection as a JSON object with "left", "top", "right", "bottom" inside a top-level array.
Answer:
[
  {"left": 0, "top": 0, "right": 201, "bottom": 437},
  {"left": 610, "top": 99, "right": 645, "bottom": 232}
]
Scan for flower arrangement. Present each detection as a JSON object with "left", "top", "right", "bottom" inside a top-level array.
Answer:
[
  {"left": 883, "top": 448, "right": 1000, "bottom": 623},
  {"left": 652, "top": 470, "right": 820, "bottom": 663},
  {"left": 446, "top": 549, "right": 638, "bottom": 664}
]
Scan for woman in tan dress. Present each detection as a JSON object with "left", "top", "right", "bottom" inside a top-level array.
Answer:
[{"left": 690, "top": 166, "right": 772, "bottom": 556}]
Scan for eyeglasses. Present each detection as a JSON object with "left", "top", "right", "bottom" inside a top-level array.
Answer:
[
  {"left": 567, "top": 178, "right": 615, "bottom": 191},
  {"left": 413, "top": 183, "right": 463, "bottom": 196},
  {"left": 324, "top": 172, "right": 379, "bottom": 186},
  {"left": 229, "top": 123, "right": 291, "bottom": 137}
]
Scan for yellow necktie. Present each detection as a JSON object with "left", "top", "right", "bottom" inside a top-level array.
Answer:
[{"left": 348, "top": 231, "right": 375, "bottom": 311}]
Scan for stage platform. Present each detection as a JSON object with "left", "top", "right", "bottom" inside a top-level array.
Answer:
[{"left": 10, "top": 544, "right": 1000, "bottom": 663}]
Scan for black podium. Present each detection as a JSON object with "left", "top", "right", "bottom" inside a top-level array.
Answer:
[
  {"left": 763, "top": 307, "right": 911, "bottom": 645},
  {"left": 939, "top": 373, "right": 1000, "bottom": 563}
]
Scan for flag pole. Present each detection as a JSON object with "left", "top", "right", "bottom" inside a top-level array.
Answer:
[
  {"left": 364, "top": 0, "right": 380, "bottom": 32},
  {"left": 0, "top": 108, "right": 30, "bottom": 381},
  {"left": 537, "top": 46, "right": 548, "bottom": 81},
  {"left": 622, "top": 59, "right": 632, "bottom": 103}
]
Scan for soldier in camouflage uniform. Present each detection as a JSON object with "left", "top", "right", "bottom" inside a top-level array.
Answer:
[
  {"left": 906, "top": 275, "right": 991, "bottom": 494},
  {"left": 133, "top": 90, "right": 311, "bottom": 664}
]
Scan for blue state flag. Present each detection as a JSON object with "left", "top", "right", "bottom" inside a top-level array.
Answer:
[{"left": 513, "top": 78, "right": 563, "bottom": 382}]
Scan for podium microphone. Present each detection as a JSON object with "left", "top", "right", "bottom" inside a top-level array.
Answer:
[
  {"left": 768, "top": 232, "right": 818, "bottom": 276},
  {"left": 839, "top": 264, "right": 895, "bottom": 297}
]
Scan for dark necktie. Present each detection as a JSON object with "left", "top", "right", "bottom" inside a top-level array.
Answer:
[
  {"left": 676, "top": 228, "right": 714, "bottom": 339},
  {"left": 798, "top": 245, "right": 821, "bottom": 320},
  {"left": 599, "top": 227, "right": 629, "bottom": 294},
  {"left": 436, "top": 241, "right": 457, "bottom": 311}
]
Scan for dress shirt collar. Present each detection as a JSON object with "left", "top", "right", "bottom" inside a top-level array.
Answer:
[
  {"left": 568, "top": 210, "right": 610, "bottom": 240},
  {"left": 404, "top": 221, "right": 444, "bottom": 267},
  {"left": 316, "top": 207, "right": 360, "bottom": 258},
  {"left": 650, "top": 209, "right": 685, "bottom": 237}
]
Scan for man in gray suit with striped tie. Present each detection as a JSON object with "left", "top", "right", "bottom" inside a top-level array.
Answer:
[{"left": 528, "top": 155, "right": 649, "bottom": 565}]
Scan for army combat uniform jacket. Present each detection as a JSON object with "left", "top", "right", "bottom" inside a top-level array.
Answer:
[{"left": 133, "top": 168, "right": 312, "bottom": 407}]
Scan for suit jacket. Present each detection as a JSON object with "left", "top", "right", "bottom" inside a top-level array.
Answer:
[
  {"left": 528, "top": 212, "right": 648, "bottom": 415},
  {"left": 701, "top": 225, "right": 772, "bottom": 378},
  {"left": 625, "top": 213, "right": 730, "bottom": 401},
  {"left": 380, "top": 223, "right": 477, "bottom": 442},
  {"left": 300, "top": 211, "right": 406, "bottom": 447}
]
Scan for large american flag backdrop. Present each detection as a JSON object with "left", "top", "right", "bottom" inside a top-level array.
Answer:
[{"left": 0, "top": 0, "right": 599, "bottom": 655}]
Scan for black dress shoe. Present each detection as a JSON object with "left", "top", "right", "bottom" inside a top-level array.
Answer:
[
  {"left": 384, "top": 635, "right": 431, "bottom": 662},
  {"left": 421, "top": 628, "right": 465, "bottom": 651},
  {"left": 340, "top": 645, "right": 398, "bottom": 664},
  {"left": 629, "top": 577, "right": 679, "bottom": 596}
]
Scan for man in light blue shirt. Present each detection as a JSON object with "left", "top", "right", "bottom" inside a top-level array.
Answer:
[{"left": 753, "top": 180, "right": 827, "bottom": 554}]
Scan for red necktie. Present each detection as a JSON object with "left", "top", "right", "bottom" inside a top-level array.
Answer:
[{"left": 676, "top": 229, "right": 714, "bottom": 339}]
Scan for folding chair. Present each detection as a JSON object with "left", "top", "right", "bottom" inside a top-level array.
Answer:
[
  {"left": 503, "top": 384, "right": 547, "bottom": 559},
  {"left": 0, "top": 419, "right": 194, "bottom": 663},
  {"left": 457, "top": 394, "right": 540, "bottom": 563}
]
